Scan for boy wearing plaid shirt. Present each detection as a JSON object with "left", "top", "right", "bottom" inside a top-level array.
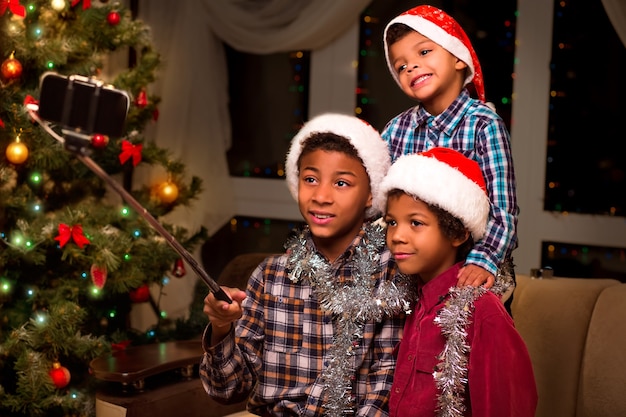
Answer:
[
  {"left": 200, "top": 113, "right": 411, "bottom": 417},
  {"left": 382, "top": 5, "right": 518, "bottom": 306}
]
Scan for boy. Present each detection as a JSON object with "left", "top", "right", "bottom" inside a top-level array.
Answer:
[
  {"left": 199, "top": 113, "right": 412, "bottom": 417},
  {"left": 382, "top": 5, "right": 518, "bottom": 299},
  {"left": 381, "top": 147, "right": 537, "bottom": 417}
]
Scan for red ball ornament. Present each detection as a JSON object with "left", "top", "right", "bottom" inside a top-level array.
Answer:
[
  {"left": 107, "top": 11, "right": 120, "bottom": 25},
  {"left": 91, "top": 134, "right": 110, "bottom": 149},
  {"left": 129, "top": 284, "right": 150, "bottom": 303},
  {"left": 1, "top": 52, "right": 22, "bottom": 80},
  {"left": 49, "top": 362, "right": 71, "bottom": 389}
]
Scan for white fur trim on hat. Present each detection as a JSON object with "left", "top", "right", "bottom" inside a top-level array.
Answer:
[
  {"left": 285, "top": 113, "right": 391, "bottom": 218},
  {"left": 380, "top": 150, "right": 490, "bottom": 240}
]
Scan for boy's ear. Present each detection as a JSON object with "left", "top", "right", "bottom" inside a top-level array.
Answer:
[
  {"left": 455, "top": 58, "right": 468, "bottom": 71},
  {"left": 451, "top": 229, "right": 471, "bottom": 248},
  {"left": 365, "top": 191, "right": 373, "bottom": 210}
]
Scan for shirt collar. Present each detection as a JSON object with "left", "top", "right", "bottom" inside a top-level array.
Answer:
[
  {"left": 415, "top": 89, "right": 474, "bottom": 136},
  {"left": 417, "top": 262, "right": 463, "bottom": 312}
]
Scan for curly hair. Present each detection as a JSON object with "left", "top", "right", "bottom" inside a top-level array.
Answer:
[
  {"left": 385, "top": 23, "right": 416, "bottom": 47},
  {"left": 387, "top": 189, "right": 473, "bottom": 262}
]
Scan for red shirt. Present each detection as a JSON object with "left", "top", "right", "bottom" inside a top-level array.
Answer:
[{"left": 389, "top": 263, "right": 537, "bottom": 417}]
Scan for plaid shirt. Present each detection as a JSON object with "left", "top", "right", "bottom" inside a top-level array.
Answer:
[
  {"left": 200, "top": 228, "right": 405, "bottom": 417},
  {"left": 381, "top": 89, "right": 519, "bottom": 275}
]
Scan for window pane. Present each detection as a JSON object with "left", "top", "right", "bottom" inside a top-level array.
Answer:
[
  {"left": 201, "top": 216, "right": 304, "bottom": 279},
  {"left": 545, "top": 0, "right": 626, "bottom": 216},
  {"left": 541, "top": 241, "right": 626, "bottom": 282},
  {"left": 225, "top": 45, "right": 310, "bottom": 178}
]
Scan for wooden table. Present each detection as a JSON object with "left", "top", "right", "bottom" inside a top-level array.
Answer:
[{"left": 90, "top": 340, "right": 203, "bottom": 391}]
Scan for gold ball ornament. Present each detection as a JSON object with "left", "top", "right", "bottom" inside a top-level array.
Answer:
[
  {"left": 157, "top": 181, "right": 179, "bottom": 203},
  {"left": 1, "top": 52, "right": 23, "bottom": 80},
  {"left": 6, "top": 139, "right": 29, "bottom": 164}
]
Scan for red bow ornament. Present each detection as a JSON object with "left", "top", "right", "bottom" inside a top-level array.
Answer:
[
  {"left": 0, "top": 0, "right": 26, "bottom": 17},
  {"left": 111, "top": 340, "right": 131, "bottom": 351},
  {"left": 70, "top": 0, "right": 91, "bottom": 10},
  {"left": 118, "top": 140, "right": 143, "bottom": 166},
  {"left": 55, "top": 223, "right": 90, "bottom": 248}
]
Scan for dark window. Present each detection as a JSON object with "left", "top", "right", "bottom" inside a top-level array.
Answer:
[
  {"left": 541, "top": 241, "right": 626, "bottom": 282},
  {"left": 545, "top": 0, "right": 626, "bottom": 216},
  {"left": 225, "top": 45, "right": 310, "bottom": 179},
  {"left": 202, "top": 216, "right": 304, "bottom": 279}
]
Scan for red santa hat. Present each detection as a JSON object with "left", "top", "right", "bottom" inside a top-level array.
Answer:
[
  {"left": 383, "top": 4, "right": 485, "bottom": 102},
  {"left": 380, "top": 147, "right": 490, "bottom": 240},
  {"left": 285, "top": 113, "right": 391, "bottom": 218}
]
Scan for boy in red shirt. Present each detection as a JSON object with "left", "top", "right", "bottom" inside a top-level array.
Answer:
[{"left": 381, "top": 148, "right": 537, "bottom": 417}]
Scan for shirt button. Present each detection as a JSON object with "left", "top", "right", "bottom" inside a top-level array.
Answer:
[
  {"left": 395, "top": 388, "right": 401, "bottom": 393},
  {"left": 407, "top": 354, "right": 413, "bottom": 361}
]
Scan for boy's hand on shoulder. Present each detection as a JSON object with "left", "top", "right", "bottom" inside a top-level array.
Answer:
[{"left": 457, "top": 264, "right": 495, "bottom": 288}]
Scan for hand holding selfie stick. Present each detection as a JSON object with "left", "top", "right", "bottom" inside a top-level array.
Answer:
[{"left": 27, "top": 77, "right": 232, "bottom": 304}]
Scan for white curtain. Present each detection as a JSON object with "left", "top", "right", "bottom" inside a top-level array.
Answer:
[
  {"left": 203, "top": 0, "right": 373, "bottom": 53},
  {"left": 601, "top": 0, "right": 626, "bottom": 47}
]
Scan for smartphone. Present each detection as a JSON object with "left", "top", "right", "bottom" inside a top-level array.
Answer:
[{"left": 38, "top": 72, "right": 130, "bottom": 138}]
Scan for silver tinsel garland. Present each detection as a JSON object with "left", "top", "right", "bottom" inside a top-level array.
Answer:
[
  {"left": 432, "top": 263, "right": 515, "bottom": 417},
  {"left": 285, "top": 222, "right": 413, "bottom": 417}
]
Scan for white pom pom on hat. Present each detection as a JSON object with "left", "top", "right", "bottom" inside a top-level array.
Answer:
[
  {"left": 380, "top": 147, "right": 490, "bottom": 240},
  {"left": 383, "top": 4, "right": 486, "bottom": 102},
  {"left": 285, "top": 113, "right": 391, "bottom": 219}
]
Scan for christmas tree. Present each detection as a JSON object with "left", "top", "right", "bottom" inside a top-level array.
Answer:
[{"left": 0, "top": 1, "right": 207, "bottom": 415}]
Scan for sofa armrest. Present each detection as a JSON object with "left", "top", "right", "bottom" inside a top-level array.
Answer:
[{"left": 511, "top": 274, "right": 620, "bottom": 417}]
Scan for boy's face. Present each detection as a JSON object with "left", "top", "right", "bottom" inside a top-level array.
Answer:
[
  {"left": 297, "top": 149, "right": 372, "bottom": 261},
  {"left": 384, "top": 193, "right": 463, "bottom": 282},
  {"left": 388, "top": 31, "right": 467, "bottom": 115}
]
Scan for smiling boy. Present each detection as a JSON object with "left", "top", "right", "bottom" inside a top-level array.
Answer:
[
  {"left": 381, "top": 5, "right": 518, "bottom": 306},
  {"left": 199, "top": 113, "right": 411, "bottom": 417}
]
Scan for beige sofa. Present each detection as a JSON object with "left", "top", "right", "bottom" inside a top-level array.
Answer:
[
  {"left": 511, "top": 274, "right": 626, "bottom": 417},
  {"left": 213, "top": 255, "right": 626, "bottom": 417}
]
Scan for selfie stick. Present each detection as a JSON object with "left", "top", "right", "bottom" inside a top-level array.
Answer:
[{"left": 27, "top": 105, "right": 233, "bottom": 304}]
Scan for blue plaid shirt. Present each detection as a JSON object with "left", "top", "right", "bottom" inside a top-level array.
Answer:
[
  {"left": 199, "top": 227, "right": 406, "bottom": 417},
  {"left": 381, "top": 89, "right": 519, "bottom": 275}
]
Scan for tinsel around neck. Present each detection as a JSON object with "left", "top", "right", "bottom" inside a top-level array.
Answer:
[
  {"left": 285, "top": 222, "right": 412, "bottom": 416},
  {"left": 432, "top": 261, "right": 515, "bottom": 417}
]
